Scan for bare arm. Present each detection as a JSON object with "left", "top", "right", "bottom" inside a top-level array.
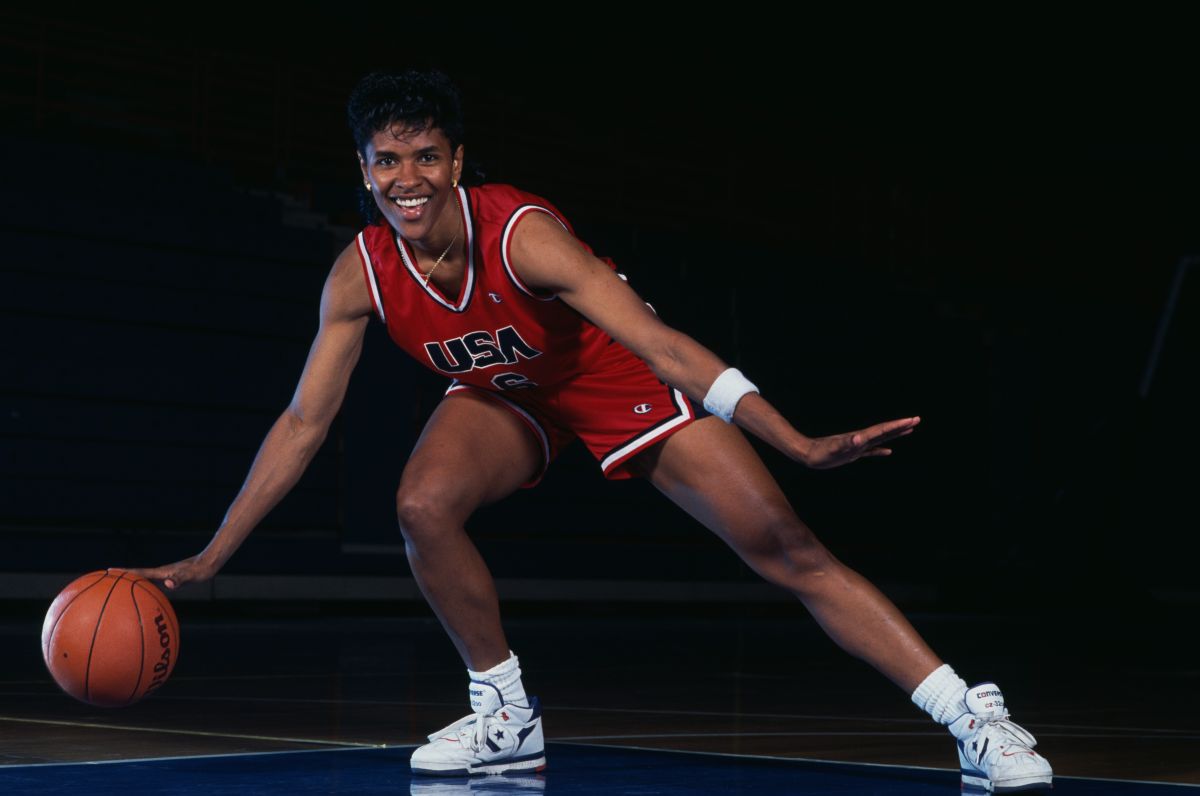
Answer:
[
  {"left": 509, "top": 212, "right": 919, "bottom": 467},
  {"left": 133, "top": 243, "right": 374, "bottom": 587}
]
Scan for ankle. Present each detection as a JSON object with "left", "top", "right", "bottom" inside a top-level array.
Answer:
[
  {"left": 911, "top": 663, "right": 969, "bottom": 726},
  {"left": 468, "top": 650, "right": 528, "bottom": 708}
]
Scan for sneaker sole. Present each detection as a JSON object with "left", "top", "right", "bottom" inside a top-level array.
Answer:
[
  {"left": 411, "top": 751, "right": 546, "bottom": 778},
  {"left": 962, "top": 770, "right": 1053, "bottom": 793}
]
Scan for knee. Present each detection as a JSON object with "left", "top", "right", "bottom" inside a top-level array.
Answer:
[
  {"left": 395, "top": 489, "right": 452, "bottom": 548},
  {"left": 742, "top": 517, "right": 837, "bottom": 592}
]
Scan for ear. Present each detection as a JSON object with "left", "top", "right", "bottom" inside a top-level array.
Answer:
[
  {"left": 357, "top": 151, "right": 369, "bottom": 184},
  {"left": 452, "top": 144, "right": 465, "bottom": 184}
]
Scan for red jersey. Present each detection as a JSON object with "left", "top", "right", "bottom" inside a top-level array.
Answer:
[{"left": 355, "top": 184, "right": 614, "bottom": 392}]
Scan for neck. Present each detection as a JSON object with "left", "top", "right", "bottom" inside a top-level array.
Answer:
[{"left": 411, "top": 192, "right": 462, "bottom": 258}]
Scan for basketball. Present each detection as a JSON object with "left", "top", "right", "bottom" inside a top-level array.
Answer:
[{"left": 41, "top": 568, "right": 180, "bottom": 707}]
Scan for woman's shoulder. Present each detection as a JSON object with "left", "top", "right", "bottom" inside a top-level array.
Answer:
[{"left": 468, "top": 183, "right": 566, "bottom": 221}]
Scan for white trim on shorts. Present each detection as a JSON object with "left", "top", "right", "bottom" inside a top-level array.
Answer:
[{"left": 599, "top": 388, "right": 694, "bottom": 475}]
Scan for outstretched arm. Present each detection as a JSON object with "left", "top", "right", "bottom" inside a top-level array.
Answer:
[
  {"left": 508, "top": 212, "right": 919, "bottom": 468},
  {"left": 132, "top": 243, "right": 374, "bottom": 588}
]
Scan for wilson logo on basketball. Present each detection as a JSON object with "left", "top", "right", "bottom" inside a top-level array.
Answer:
[
  {"left": 633, "top": 403, "right": 652, "bottom": 414},
  {"left": 146, "top": 612, "right": 172, "bottom": 693}
]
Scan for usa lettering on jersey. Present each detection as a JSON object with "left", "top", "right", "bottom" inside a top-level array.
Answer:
[{"left": 424, "top": 324, "right": 542, "bottom": 375}]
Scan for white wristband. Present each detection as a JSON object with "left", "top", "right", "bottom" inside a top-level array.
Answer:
[{"left": 703, "top": 367, "right": 759, "bottom": 423}]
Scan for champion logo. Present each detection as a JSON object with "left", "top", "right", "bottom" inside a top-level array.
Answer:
[
  {"left": 488, "top": 292, "right": 503, "bottom": 303},
  {"left": 633, "top": 403, "right": 653, "bottom": 414}
]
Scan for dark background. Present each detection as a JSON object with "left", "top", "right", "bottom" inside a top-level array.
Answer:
[{"left": 2, "top": 11, "right": 1197, "bottom": 618}]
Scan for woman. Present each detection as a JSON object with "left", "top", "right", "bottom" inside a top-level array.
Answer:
[{"left": 134, "top": 70, "right": 1052, "bottom": 792}]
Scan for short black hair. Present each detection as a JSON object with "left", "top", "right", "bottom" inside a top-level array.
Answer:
[{"left": 346, "top": 69, "right": 465, "bottom": 156}]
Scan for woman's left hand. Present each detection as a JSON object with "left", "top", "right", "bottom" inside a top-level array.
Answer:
[{"left": 800, "top": 416, "right": 921, "bottom": 469}]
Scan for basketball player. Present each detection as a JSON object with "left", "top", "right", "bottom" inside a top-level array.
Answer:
[{"left": 133, "top": 70, "right": 1053, "bottom": 792}]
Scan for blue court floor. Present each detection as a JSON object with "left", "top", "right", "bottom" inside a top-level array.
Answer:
[
  {"left": 0, "top": 743, "right": 1194, "bottom": 795},
  {"left": 4, "top": 612, "right": 1198, "bottom": 792}
]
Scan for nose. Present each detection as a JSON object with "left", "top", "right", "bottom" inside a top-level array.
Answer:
[{"left": 394, "top": 159, "right": 421, "bottom": 191}]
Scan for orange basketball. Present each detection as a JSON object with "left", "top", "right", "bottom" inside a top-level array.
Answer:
[{"left": 41, "top": 568, "right": 180, "bottom": 707}]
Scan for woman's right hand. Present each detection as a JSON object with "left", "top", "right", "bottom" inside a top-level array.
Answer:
[{"left": 128, "top": 555, "right": 217, "bottom": 591}]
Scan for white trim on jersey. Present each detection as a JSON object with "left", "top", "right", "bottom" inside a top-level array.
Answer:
[
  {"left": 356, "top": 232, "right": 387, "bottom": 323},
  {"left": 445, "top": 381, "right": 551, "bottom": 471},
  {"left": 600, "top": 388, "right": 694, "bottom": 475},
  {"left": 501, "top": 205, "right": 566, "bottom": 301},
  {"left": 395, "top": 186, "right": 476, "bottom": 313}
]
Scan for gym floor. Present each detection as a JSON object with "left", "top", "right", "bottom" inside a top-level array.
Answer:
[{"left": 1, "top": 608, "right": 1196, "bottom": 793}]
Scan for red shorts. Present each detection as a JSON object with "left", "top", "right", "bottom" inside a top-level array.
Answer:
[{"left": 445, "top": 342, "right": 699, "bottom": 484}]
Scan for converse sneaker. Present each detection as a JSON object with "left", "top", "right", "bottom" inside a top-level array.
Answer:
[
  {"left": 954, "top": 682, "right": 1053, "bottom": 793},
  {"left": 410, "top": 686, "right": 545, "bottom": 777}
]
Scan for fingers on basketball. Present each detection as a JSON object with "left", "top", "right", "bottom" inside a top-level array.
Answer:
[{"left": 132, "top": 568, "right": 175, "bottom": 589}]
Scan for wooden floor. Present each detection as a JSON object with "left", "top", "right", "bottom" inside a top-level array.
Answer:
[{"left": 1, "top": 607, "right": 1197, "bottom": 790}]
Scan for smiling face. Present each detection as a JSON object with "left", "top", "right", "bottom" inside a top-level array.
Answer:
[{"left": 358, "top": 122, "right": 464, "bottom": 244}]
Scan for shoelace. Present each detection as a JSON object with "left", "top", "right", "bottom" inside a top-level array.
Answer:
[
  {"left": 429, "top": 711, "right": 492, "bottom": 753},
  {"left": 971, "top": 717, "right": 1039, "bottom": 764}
]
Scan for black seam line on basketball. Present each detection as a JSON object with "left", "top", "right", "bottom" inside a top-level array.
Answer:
[
  {"left": 127, "top": 579, "right": 145, "bottom": 705},
  {"left": 132, "top": 581, "right": 178, "bottom": 672},
  {"left": 84, "top": 573, "right": 126, "bottom": 703},
  {"left": 44, "top": 571, "right": 107, "bottom": 661}
]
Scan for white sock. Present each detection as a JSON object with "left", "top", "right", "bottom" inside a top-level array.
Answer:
[
  {"left": 468, "top": 651, "right": 528, "bottom": 708},
  {"left": 912, "top": 663, "right": 969, "bottom": 728}
]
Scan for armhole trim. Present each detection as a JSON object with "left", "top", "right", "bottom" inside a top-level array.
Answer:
[
  {"left": 501, "top": 205, "right": 566, "bottom": 302},
  {"left": 356, "top": 232, "right": 386, "bottom": 323}
]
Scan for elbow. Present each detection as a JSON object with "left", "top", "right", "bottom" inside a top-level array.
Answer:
[
  {"left": 644, "top": 332, "right": 686, "bottom": 385},
  {"left": 283, "top": 408, "right": 331, "bottom": 454}
]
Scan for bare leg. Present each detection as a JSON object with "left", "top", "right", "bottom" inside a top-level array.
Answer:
[
  {"left": 634, "top": 416, "right": 942, "bottom": 693},
  {"left": 396, "top": 392, "right": 542, "bottom": 672}
]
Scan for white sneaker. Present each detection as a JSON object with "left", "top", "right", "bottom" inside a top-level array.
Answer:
[
  {"left": 410, "top": 688, "right": 545, "bottom": 777},
  {"left": 954, "top": 682, "right": 1053, "bottom": 793}
]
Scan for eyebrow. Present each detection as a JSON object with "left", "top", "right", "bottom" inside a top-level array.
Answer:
[{"left": 373, "top": 145, "right": 442, "bottom": 158}]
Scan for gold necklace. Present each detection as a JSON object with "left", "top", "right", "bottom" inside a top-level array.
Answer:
[{"left": 422, "top": 194, "right": 461, "bottom": 286}]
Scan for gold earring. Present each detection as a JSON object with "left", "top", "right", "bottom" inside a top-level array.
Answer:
[{"left": 452, "top": 178, "right": 458, "bottom": 188}]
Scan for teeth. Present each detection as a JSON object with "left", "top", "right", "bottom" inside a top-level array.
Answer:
[{"left": 393, "top": 196, "right": 429, "bottom": 208}]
